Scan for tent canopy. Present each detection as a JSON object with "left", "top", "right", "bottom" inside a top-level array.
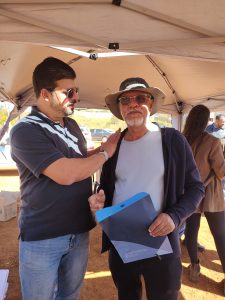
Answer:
[{"left": 1, "top": 0, "right": 225, "bottom": 116}]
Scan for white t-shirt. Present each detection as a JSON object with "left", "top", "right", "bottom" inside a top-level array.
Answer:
[{"left": 113, "top": 123, "right": 164, "bottom": 213}]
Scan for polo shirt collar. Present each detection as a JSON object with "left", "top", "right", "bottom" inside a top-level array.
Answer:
[{"left": 31, "top": 106, "right": 64, "bottom": 127}]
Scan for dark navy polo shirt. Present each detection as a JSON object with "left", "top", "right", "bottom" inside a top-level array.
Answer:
[{"left": 10, "top": 107, "right": 95, "bottom": 241}]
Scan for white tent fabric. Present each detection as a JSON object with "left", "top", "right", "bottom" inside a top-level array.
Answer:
[
  {"left": 1, "top": 0, "right": 225, "bottom": 116},
  {"left": 1, "top": 0, "right": 225, "bottom": 61}
]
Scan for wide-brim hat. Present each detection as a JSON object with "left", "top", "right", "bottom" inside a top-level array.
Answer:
[{"left": 105, "top": 77, "right": 166, "bottom": 120}]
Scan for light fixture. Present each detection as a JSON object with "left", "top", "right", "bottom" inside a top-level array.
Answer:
[{"left": 52, "top": 47, "right": 140, "bottom": 59}]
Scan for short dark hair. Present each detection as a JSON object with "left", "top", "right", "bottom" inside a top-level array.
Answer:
[
  {"left": 215, "top": 114, "right": 225, "bottom": 120},
  {"left": 32, "top": 57, "right": 76, "bottom": 97}
]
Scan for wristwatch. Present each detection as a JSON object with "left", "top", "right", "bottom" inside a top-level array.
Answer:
[{"left": 99, "top": 150, "right": 109, "bottom": 162}]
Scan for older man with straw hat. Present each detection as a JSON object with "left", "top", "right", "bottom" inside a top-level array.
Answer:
[{"left": 89, "top": 77, "right": 204, "bottom": 300}]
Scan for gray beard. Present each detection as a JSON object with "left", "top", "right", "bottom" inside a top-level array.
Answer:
[{"left": 125, "top": 117, "right": 145, "bottom": 127}]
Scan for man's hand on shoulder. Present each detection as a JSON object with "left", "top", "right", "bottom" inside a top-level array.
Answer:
[
  {"left": 100, "top": 129, "right": 121, "bottom": 158},
  {"left": 148, "top": 213, "right": 175, "bottom": 237}
]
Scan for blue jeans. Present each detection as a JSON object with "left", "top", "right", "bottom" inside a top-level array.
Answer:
[{"left": 19, "top": 232, "right": 89, "bottom": 300}]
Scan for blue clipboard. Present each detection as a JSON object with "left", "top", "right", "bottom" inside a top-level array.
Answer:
[{"left": 96, "top": 192, "right": 173, "bottom": 263}]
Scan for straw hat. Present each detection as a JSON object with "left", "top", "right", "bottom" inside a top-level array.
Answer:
[{"left": 105, "top": 77, "right": 166, "bottom": 120}]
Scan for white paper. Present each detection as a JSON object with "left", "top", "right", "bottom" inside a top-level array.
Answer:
[{"left": 0, "top": 270, "right": 9, "bottom": 300}]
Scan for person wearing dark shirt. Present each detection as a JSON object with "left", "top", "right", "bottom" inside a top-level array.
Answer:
[{"left": 10, "top": 57, "right": 120, "bottom": 300}]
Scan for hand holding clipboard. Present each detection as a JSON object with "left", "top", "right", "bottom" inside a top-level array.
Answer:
[{"left": 96, "top": 192, "right": 173, "bottom": 263}]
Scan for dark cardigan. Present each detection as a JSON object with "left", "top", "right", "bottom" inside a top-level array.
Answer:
[{"left": 99, "top": 127, "right": 205, "bottom": 256}]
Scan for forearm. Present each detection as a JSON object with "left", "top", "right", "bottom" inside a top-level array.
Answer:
[
  {"left": 43, "top": 129, "right": 121, "bottom": 185},
  {"left": 43, "top": 152, "right": 106, "bottom": 185},
  {"left": 165, "top": 184, "right": 204, "bottom": 228}
]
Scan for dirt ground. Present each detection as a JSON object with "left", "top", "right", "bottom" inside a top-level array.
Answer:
[{"left": 0, "top": 174, "right": 225, "bottom": 300}]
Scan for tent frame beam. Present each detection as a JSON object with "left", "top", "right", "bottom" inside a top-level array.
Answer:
[
  {"left": 121, "top": 36, "right": 225, "bottom": 50},
  {"left": 120, "top": 1, "right": 217, "bottom": 37}
]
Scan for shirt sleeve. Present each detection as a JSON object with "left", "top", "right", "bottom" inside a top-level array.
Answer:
[
  {"left": 10, "top": 122, "right": 64, "bottom": 178},
  {"left": 208, "top": 138, "right": 225, "bottom": 179}
]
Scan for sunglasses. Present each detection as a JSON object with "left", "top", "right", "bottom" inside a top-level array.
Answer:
[
  {"left": 117, "top": 94, "right": 153, "bottom": 106},
  {"left": 50, "top": 87, "right": 79, "bottom": 100},
  {"left": 64, "top": 87, "right": 79, "bottom": 99}
]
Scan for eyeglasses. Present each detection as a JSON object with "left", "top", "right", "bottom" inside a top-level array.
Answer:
[
  {"left": 117, "top": 94, "right": 153, "bottom": 106},
  {"left": 63, "top": 87, "right": 79, "bottom": 99},
  {"left": 50, "top": 87, "right": 79, "bottom": 99}
]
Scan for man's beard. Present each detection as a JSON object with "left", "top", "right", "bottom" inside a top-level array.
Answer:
[
  {"left": 125, "top": 116, "right": 145, "bottom": 127},
  {"left": 63, "top": 106, "right": 74, "bottom": 116},
  {"left": 50, "top": 98, "right": 74, "bottom": 117}
]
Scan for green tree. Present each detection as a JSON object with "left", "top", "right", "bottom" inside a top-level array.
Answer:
[
  {"left": 71, "top": 109, "right": 125, "bottom": 131},
  {"left": 0, "top": 107, "right": 8, "bottom": 127}
]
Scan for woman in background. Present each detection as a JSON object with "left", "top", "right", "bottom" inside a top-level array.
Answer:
[{"left": 183, "top": 104, "right": 225, "bottom": 294}]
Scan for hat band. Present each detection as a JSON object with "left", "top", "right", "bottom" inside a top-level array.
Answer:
[{"left": 124, "top": 83, "right": 147, "bottom": 90}]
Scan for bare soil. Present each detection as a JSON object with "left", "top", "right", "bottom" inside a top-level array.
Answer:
[{"left": 0, "top": 174, "right": 224, "bottom": 300}]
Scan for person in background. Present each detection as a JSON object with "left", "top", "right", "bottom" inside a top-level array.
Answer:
[
  {"left": 206, "top": 113, "right": 225, "bottom": 139},
  {"left": 10, "top": 57, "right": 120, "bottom": 300},
  {"left": 89, "top": 77, "right": 204, "bottom": 300},
  {"left": 183, "top": 105, "right": 225, "bottom": 295}
]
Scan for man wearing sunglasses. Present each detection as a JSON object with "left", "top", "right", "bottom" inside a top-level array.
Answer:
[
  {"left": 10, "top": 57, "right": 120, "bottom": 300},
  {"left": 89, "top": 77, "right": 204, "bottom": 300}
]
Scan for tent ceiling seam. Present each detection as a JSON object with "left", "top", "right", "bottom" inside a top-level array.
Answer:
[
  {"left": 207, "top": 97, "right": 225, "bottom": 102},
  {"left": 145, "top": 55, "right": 183, "bottom": 113},
  {"left": 205, "top": 101, "right": 225, "bottom": 110},
  {"left": 120, "top": 36, "right": 225, "bottom": 51},
  {"left": 66, "top": 49, "right": 96, "bottom": 65},
  {"left": 120, "top": 1, "right": 217, "bottom": 37},
  {"left": 190, "top": 92, "right": 225, "bottom": 104},
  {"left": 0, "top": 1, "right": 109, "bottom": 3}
]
